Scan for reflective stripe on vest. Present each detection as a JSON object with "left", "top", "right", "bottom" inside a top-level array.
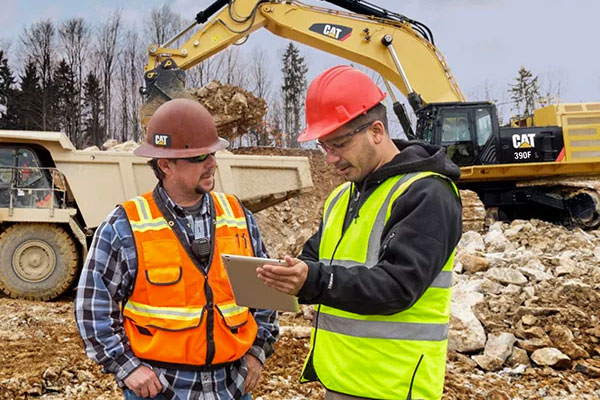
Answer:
[
  {"left": 302, "top": 172, "right": 458, "bottom": 400},
  {"left": 214, "top": 192, "right": 248, "bottom": 229},
  {"left": 121, "top": 191, "right": 258, "bottom": 368}
]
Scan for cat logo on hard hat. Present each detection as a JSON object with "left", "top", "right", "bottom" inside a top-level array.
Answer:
[
  {"left": 512, "top": 133, "right": 536, "bottom": 149},
  {"left": 309, "top": 23, "right": 352, "bottom": 41},
  {"left": 154, "top": 134, "right": 171, "bottom": 147}
]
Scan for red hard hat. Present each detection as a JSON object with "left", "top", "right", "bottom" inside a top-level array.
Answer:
[
  {"left": 134, "top": 98, "right": 228, "bottom": 158},
  {"left": 298, "top": 65, "right": 386, "bottom": 142}
]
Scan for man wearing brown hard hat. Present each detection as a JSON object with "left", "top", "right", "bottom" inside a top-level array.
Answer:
[{"left": 75, "top": 98, "right": 278, "bottom": 400}]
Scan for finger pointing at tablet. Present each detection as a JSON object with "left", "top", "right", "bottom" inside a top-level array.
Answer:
[{"left": 257, "top": 255, "right": 308, "bottom": 296}]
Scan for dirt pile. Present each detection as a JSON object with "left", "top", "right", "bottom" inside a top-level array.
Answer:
[
  {"left": 189, "top": 81, "right": 267, "bottom": 142},
  {"left": 232, "top": 147, "right": 344, "bottom": 258}
]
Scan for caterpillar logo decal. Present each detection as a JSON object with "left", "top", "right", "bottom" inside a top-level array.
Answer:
[
  {"left": 309, "top": 23, "right": 352, "bottom": 41},
  {"left": 512, "top": 133, "right": 536, "bottom": 149},
  {"left": 153, "top": 134, "right": 171, "bottom": 147}
]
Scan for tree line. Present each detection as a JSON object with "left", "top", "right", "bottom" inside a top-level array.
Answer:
[{"left": 0, "top": 5, "right": 308, "bottom": 149}]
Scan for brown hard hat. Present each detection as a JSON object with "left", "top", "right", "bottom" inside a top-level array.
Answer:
[{"left": 134, "top": 98, "right": 229, "bottom": 158}]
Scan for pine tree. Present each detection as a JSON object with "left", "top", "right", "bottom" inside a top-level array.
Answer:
[
  {"left": 53, "top": 59, "right": 78, "bottom": 143},
  {"left": 281, "top": 42, "right": 308, "bottom": 148},
  {"left": 0, "top": 50, "right": 18, "bottom": 129},
  {"left": 509, "top": 66, "right": 540, "bottom": 116},
  {"left": 16, "top": 61, "right": 43, "bottom": 131},
  {"left": 82, "top": 72, "right": 104, "bottom": 148}
]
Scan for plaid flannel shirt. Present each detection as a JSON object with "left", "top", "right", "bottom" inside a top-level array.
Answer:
[{"left": 75, "top": 186, "right": 279, "bottom": 400}]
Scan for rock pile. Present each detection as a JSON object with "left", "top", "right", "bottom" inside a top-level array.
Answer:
[
  {"left": 449, "top": 219, "right": 600, "bottom": 378},
  {"left": 189, "top": 81, "right": 267, "bottom": 142}
]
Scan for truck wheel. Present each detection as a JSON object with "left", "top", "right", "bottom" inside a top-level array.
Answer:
[{"left": 0, "top": 223, "right": 79, "bottom": 300}]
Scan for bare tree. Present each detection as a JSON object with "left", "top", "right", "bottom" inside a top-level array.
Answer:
[
  {"left": 116, "top": 29, "right": 142, "bottom": 142},
  {"left": 537, "top": 71, "right": 562, "bottom": 107},
  {"left": 187, "top": 58, "right": 219, "bottom": 88},
  {"left": 125, "top": 30, "right": 142, "bottom": 142},
  {"left": 243, "top": 46, "right": 273, "bottom": 145},
  {"left": 469, "top": 79, "right": 509, "bottom": 124},
  {"left": 96, "top": 10, "right": 122, "bottom": 139},
  {"left": 214, "top": 47, "right": 247, "bottom": 87},
  {"left": 117, "top": 52, "right": 130, "bottom": 142},
  {"left": 59, "top": 18, "right": 91, "bottom": 143},
  {"left": 248, "top": 46, "right": 271, "bottom": 99},
  {"left": 144, "top": 4, "right": 184, "bottom": 46},
  {"left": 20, "top": 19, "right": 56, "bottom": 130}
]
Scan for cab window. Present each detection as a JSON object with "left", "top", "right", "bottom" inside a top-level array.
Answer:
[
  {"left": 441, "top": 112, "right": 470, "bottom": 145},
  {"left": 441, "top": 111, "right": 474, "bottom": 166},
  {"left": 0, "top": 148, "right": 14, "bottom": 183},
  {"left": 16, "top": 148, "right": 44, "bottom": 187},
  {"left": 475, "top": 108, "right": 493, "bottom": 146}
]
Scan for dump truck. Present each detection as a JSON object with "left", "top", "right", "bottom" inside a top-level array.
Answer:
[
  {"left": 0, "top": 130, "right": 313, "bottom": 300},
  {"left": 139, "top": 0, "right": 600, "bottom": 229}
]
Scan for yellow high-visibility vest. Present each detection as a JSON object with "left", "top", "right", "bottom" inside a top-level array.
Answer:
[{"left": 301, "top": 172, "right": 458, "bottom": 400}]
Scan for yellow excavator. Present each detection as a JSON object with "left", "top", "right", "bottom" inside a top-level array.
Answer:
[{"left": 140, "top": 0, "right": 600, "bottom": 228}]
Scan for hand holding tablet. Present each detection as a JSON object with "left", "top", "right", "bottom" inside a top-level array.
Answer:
[{"left": 221, "top": 254, "right": 300, "bottom": 312}]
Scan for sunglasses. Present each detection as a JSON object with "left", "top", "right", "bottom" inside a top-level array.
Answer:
[
  {"left": 317, "top": 122, "right": 372, "bottom": 154},
  {"left": 179, "top": 152, "right": 216, "bottom": 163}
]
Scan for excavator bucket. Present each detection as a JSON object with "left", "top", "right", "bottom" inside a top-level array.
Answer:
[{"left": 139, "top": 58, "right": 195, "bottom": 132}]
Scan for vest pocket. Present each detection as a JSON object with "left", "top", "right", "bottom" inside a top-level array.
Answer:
[
  {"left": 145, "top": 266, "right": 182, "bottom": 286},
  {"left": 123, "top": 303, "right": 205, "bottom": 331},
  {"left": 215, "top": 302, "right": 249, "bottom": 333},
  {"left": 142, "top": 240, "right": 186, "bottom": 306},
  {"left": 217, "top": 235, "right": 252, "bottom": 257}
]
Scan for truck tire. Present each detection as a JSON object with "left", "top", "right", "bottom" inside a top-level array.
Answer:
[{"left": 0, "top": 223, "right": 79, "bottom": 301}]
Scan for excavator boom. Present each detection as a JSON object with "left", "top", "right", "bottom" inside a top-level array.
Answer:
[{"left": 140, "top": 0, "right": 465, "bottom": 124}]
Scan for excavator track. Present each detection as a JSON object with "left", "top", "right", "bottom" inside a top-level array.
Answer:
[{"left": 515, "top": 176, "right": 600, "bottom": 229}]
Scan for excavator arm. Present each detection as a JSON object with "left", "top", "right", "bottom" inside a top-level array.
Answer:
[{"left": 140, "top": 0, "right": 466, "bottom": 129}]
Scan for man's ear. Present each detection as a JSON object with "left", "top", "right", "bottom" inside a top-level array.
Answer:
[
  {"left": 157, "top": 158, "right": 172, "bottom": 177},
  {"left": 370, "top": 120, "right": 386, "bottom": 144}
]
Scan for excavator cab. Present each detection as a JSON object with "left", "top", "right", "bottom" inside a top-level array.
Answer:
[{"left": 416, "top": 102, "right": 500, "bottom": 166}]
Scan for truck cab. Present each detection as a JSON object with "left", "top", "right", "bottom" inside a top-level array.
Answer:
[{"left": 0, "top": 145, "right": 66, "bottom": 210}]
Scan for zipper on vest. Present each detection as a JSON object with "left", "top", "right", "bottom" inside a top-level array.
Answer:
[
  {"left": 405, "top": 354, "right": 424, "bottom": 400},
  {"left": 205, "top": 278, "right": 216, "bottom": 365},
  {"left": 304, "top": 234, "right": 346, "bottom": 384}
]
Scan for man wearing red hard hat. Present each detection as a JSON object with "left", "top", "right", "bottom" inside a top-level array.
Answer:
[
  {"left": 76, "top": 99, "right": 278, "bottom": 400},
  {"left": 259, "top": 66, "right": 462, "bottom": 400}
]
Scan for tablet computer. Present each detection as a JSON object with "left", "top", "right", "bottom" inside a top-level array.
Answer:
[{"left": 221, "top": 254, "right": 300, "bottom": 313}]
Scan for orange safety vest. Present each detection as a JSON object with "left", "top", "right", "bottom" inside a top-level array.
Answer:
[{"left": 121, "top": 190, "right": 258, "bottom": 369}]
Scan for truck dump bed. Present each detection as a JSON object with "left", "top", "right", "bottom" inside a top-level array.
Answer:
[{"left": 0, "top": 131, "right": 313, "bottom": 229}]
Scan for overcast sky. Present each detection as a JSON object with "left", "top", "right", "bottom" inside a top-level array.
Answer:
[{"left": 2, "top": 0, "right": 599, "bottom": 130}]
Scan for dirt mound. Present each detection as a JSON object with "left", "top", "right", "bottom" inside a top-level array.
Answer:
[
  {"left": 232, "top": 147, "right": 343, "bottom": 257},
  {"left": 190, "top": 81, "right": 267, "bottom": 142}
]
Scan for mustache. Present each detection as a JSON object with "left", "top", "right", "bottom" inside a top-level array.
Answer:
[
  {"left": 335, "top": 161, "right": 351, "bottom": 170},
  {"left": 200, "top": 169, "right": 215, "bottom": 179}
]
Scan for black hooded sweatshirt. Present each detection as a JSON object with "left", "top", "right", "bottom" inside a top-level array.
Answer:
[{"left": 297, "top": 139, "right": 463, "bottom": 315}]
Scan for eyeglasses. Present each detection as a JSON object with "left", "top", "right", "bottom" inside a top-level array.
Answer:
[
  {"left": 179, "top": 152, "right": 215, "bottom": 163},
  {"left": 317, "top": 122, "right": 372, "bottom": 154}
]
